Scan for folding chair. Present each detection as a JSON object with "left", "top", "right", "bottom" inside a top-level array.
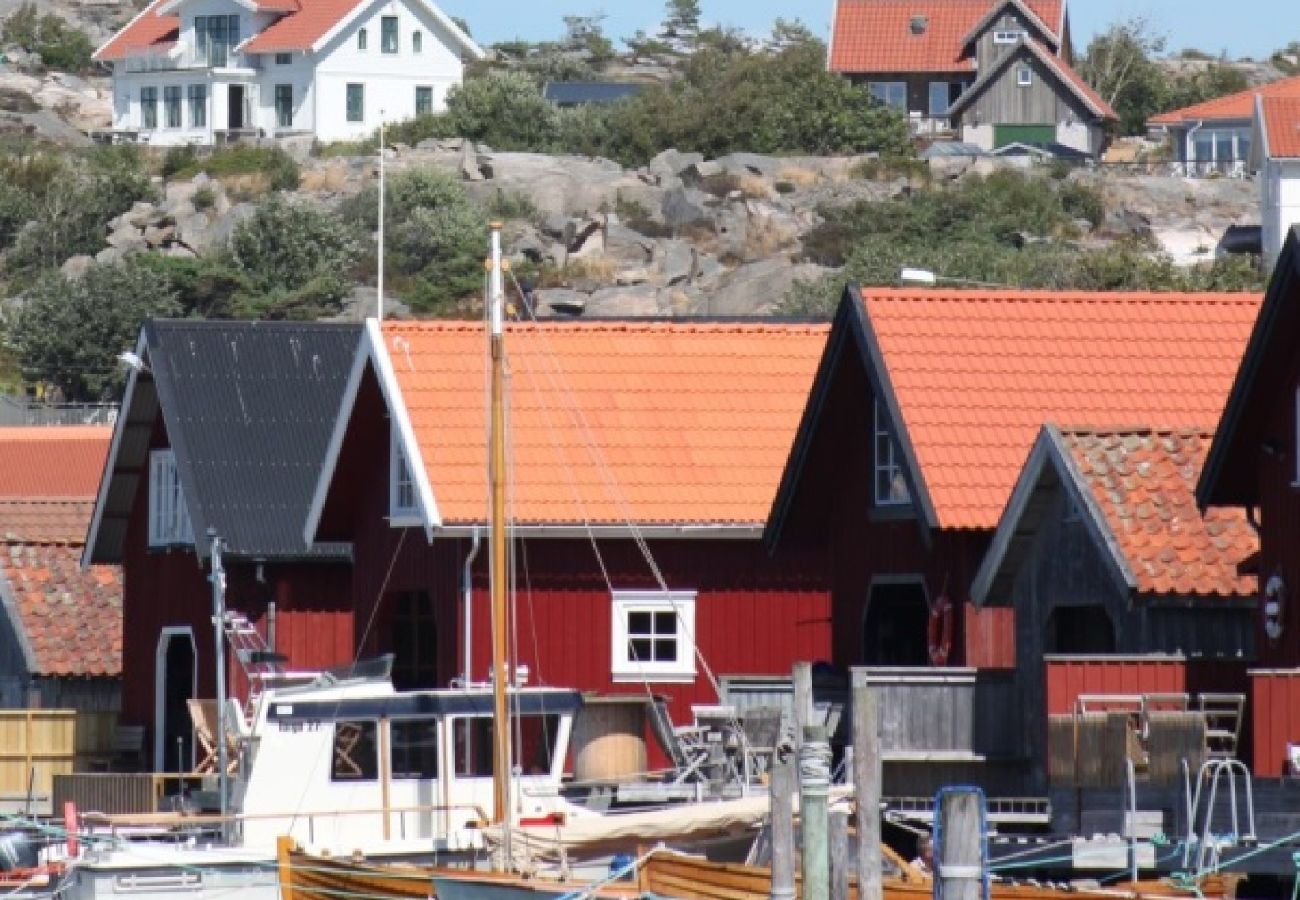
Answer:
[
  {"left": 187, "top": 699, "right": 238, "bottom": 774},
  {"left": 648, "top": 698, "right": 710, "bottom": 784}
]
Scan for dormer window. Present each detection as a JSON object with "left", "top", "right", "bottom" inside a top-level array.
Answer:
[
  {"left": 910, "top": 15, "right": 927, "bottom": 35},
  {"left": 149, "top": 449, "right": 194, "bottom": 547},
  {"left": 994, "top": 30, "right": 1026, "bottom": 44},
  {"left": 390, "top": 426, "right": 419, "bottom": 522},
  {"left": 874, "top": 398, "right": 910, "bottom": 507}
]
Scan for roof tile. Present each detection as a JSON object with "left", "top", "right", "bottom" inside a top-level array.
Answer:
[
  {"left": 1149, "top": 74, "right": 1300, "bottom": 126},
  {"left": 861, "top": 289, "right": 1262, "bottom": 529},
  {"left": 1061, "top": 429, "right": 1256, "bottom": 598},
  {"left": 1260, "top": 96, "right": 1300, "bottom": 159},
  {"left": 0, "top": 427, "right": 109, "bottom": 496},
  {"left": 383, "top": 320, "right": 828, "bottom": 527}
]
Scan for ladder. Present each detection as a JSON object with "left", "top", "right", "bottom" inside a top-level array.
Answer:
[{"left": 220, "top": 609, "right": 286, "bottom": 719}]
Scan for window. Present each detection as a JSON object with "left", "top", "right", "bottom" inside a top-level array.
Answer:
[
  {"left": 140, "top": 86, "right": 158, "bottom": 129},
  {"left": 187, "top": 84, "right": 206, "bottom": 127},
  {"left": 381, "top": 16, "right": 398, "bottom": 53},
  {"left": 390, "top": 426, "right": 418, "bottom": 519},
  {"left": 412, "top": 30, "right": 422, "bottom": 53},
  {"left": 928, "top": 81, "right": 952, "bottom": 116},
  {"left": 331, "top": 721, "right": 378, "bottom": 781},
  {"left": 390, "top": 719, "right": 438, "bottom": 779},
  {"left": 611, "top": 590, "right": 696, "bottom": 681},
  {"left": 868, "top": 81, "right": 907, "bottom": 111},
  {"left": 148, "top": 449, "right": 193, "bottom": 546},
  {"left": 275, "top": 52, "right": 291, "bottom": 64},
  {"left": 453, "top": 717, "right": 493, "bottom": 777},
  {"left": 1016, "top": 66, "right": 1033, "bottom": 87},
  {"left": 873, "top": 398, "right": 910, "bottom": 507},
  {"left": 994, "top": 30, "right": 1026, "bottom": 43},
  {"left": 516, "top": 715, "right": 559, "bottom": 776},
  {"left": 346, "top": 83, "right": 364, "bottom": 122},
  {"left": 194, "top": 15, "right": 239, "bottom": 66},
  {"left": 390, "top": 591, "right": 437, "bottom": 690},
  {"left": 163, "top": 85, "right": 181, "bottom": 127},
  {"left": 415, "top": 85, "right": 433, "bottom": 116},
  {"left": 274, "top": 83, "right": 292, "bottom": 129},
  {"left": 357, "top": 27, "right": 367, "bottom": 50}
]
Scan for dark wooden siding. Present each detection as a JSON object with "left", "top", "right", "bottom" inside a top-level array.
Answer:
[
  {"left": 1255, "top": 352, "right": 1300, "bottom": 666},
  {"left": 974, "top": 9, "right": 1044, "bottom": 68},
  {"left": 847, "top": 73, "right": 974, "bottom": 118},
  {"left": 958, "top": 47, "right": 1090, "bottom": 127}
]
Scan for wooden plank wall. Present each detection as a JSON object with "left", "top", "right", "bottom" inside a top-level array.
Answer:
[{"left": 0, "top": 710, "right": 119, "bottom": 797}]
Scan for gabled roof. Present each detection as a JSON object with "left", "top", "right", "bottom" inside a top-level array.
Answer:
[
  {"left": 1198, "top": 227, "right": 1300, "bottom": 508},
  {"left": 946, "top": 38, "right": 1115, "bottom": 120},
  {"left": 957, "top": 0, "right": 1058, "bottom": 50},
  {"left": 242, "top": 0, "right": 483, "bottom": 56},
  {"left": 308, "top": 319, "right": 828, "bottom": 537},
  {"left": 1148, "top": 74, "right": 1300, "bottom": 127},
  {"left": 829, "top": 0, "right": 1063, "bottom": 74},
  {"left": 972, "top": 426, "right": 1256, "bottom": 604},
  {"left": 1257, "top": 95, "right": 1300, "bottom": 159},
  {"left": 772, "top": 287, "right": 1262, "bottom": 537},
  {"left": 85, "top": 321, "right": 362, "bottom": 564},
  {"left": 0, "top": 427, "right": 110, "bottom": 496},
  {"left": 92, "top": 0, "right": 177, "bottom": 62}
]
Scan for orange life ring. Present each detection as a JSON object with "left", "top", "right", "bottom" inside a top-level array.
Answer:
[{"left": 928, "top": 596, "right": 953, "bottom": 666}]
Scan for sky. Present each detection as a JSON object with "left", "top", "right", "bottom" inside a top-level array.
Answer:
[{"left": 447, "top": 1, "right": 1284, "bottom": 61}]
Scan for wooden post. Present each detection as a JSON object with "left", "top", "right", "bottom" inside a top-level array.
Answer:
[
  {"left": 851, "top": 669, "right": 882, "bottom": 900},
  {"left": 769, "top": 731, "right": 797, "bottom": 900},
  {"left": 937, "top": 789, "right": 984, "bottom": 900},
  {"left": 793, "top": 662, "right": 813, "bottom": 748},
  {"left": 801, "top": 725, "right": 832, "bottom": 900},
  {"left": 378, "top": 718, "right": 392, "bottom": 841},
  {"left": 830, "top": 809, "right": 850, "bottom": 900}
]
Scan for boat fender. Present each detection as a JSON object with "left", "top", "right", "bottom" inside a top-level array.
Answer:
[
  {"left": 64, "top": 801, "right": 78, "bottom": 857},
  {"left": 927, "top": 596, "right": 953, "bottom": 666},
  {"left": 1264, "top": 573, "right": 1286, "bottom": 643}
]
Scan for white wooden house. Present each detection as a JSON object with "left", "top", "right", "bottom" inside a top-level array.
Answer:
[
  {"left": 1252, "top": 95, "right": 1300, "bottom": 264},
  {"left": 94, "top": 0, "right": 482, "bottom": 144}
]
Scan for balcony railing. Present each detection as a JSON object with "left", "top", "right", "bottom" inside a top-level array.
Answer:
[{"left": 122, "top": 48, "right": 260, "bottom": 72}]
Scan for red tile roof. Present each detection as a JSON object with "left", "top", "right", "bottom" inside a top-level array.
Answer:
[
  {"left": 94, "top": 0, "right": 178, "bottom": 62},
  {"left": 242, "top": 0, "right": 360, "bottom": 53},
  {"left": 1061, "top": 429, "right": 1256, "bottom": 598},
  {"left": 860, "top": 289, "right": 1263, "bottom": 530},
  {"left": 1259, "top": 96, "right": 1300, "bottom": 159},
  {"left": 382, "top": 320, "right": 829, "bottom": 528},
  {"left": 0, "top": 498, "right": 97, "bottom": 544},
  {"left": 1148, "top": 74, "right": 1300, "bottom": 126},
  {"left": 830, "top": 0, "right": 1063, "bottom": 73},
  {"left": 0, "top": 427, "right": 110, "bottom": 497}
]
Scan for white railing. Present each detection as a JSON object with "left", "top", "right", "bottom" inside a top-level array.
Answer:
[{"left": 122, "top": 48, "right": 260, "bottom": 72}]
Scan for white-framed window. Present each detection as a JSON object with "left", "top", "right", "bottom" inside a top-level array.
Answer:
[
  {"left": 1016, "top": 66, "right": 1033, "bottom": 87},
  {"left": 390, "top": 426, "right": 419, "bottom": 522},
  {"left": 148, "top": 448, "right": 194, "bottom": 547},
  {"left": 994, "top": 29, "right": 1026, "bottom": 44},
  {"left": 611, "top": 591, "right": 696, "bottom": 682},
  {"left": 412, "top": 30, "right": 422, "bottom": 53},
  {"left": 874, "top": 398, "right": 910, "bottom": 507},
  {"left": 868, "top": 81, "right": 907, "bottom": 111},
  {"left": 928, "top": 81, "right": 954, "bottom": 116},
  {"left": 357, "top": 27, "right": 367, "bottom": 51},
  {"left": 380, "top": 16, "right": 398, "bottom": 53}
]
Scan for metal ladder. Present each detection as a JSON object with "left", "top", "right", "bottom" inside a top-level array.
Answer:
[
  {"left": 1181, "top": 757, "right": 1258, "bottom": 874},
  {"left": 220, "top": 609, "right": 285, "bottom": 719}
]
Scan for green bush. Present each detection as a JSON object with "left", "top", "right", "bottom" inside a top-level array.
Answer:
[
  {"left": 192, "top": 186, "right": 216, "bottom": 211},
  {"left": 2, "top": 4, "right": 94, "bottom": 72},
  {"left": 163, "top": 145, "right": 300, "bottom": 191}
]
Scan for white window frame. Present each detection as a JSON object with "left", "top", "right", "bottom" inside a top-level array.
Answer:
[
  {"left": 389, "top": 425, "right": 420, "bottom": 524},
  {"left": 873, "top": 398, "right": 911, "bottom": 507},
  {"left": 994, "top": 30, "right": 1026, "bottom": 44},
  {"left": 611, "top": 590, "right": 696, "bottom": 683},
  {"left": 148, "top": 448, "right": 194, "bottom": 547},
  {"left": 1016, "top": 66, "right": 1033, "bottom": 87},
  {"left": 867, "top": 81, "right": 907, "bottom": 111}
]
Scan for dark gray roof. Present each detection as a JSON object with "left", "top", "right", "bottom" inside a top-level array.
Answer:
[
  {"left": 87, "top": 320, "right": 362, "bottom": 563},
  {"left": 543, "top": 81, "right": 646, "bottom": 105}
]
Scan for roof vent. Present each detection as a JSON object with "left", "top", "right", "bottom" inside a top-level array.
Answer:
[{"left": 910, "top": 15, "right": 928, "bottom": 35}]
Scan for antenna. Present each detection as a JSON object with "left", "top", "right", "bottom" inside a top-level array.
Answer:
[{"left": 377, "top": 113, "right": 386, "bottom": 322}]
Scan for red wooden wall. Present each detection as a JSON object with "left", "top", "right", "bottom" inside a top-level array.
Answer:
[{"left": 1250, "top": 670, "right": 1300, "bottom": 777}]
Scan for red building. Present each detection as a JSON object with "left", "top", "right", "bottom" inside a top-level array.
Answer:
[
  {"left": 306, "top": 319, "right": 831, "bottom": 722},
  {"left": 83, "top": 321, "right": 362, "bottom": 770},
  {"left": 1199, "top": 227, "right": 1300, "bottom": 776}
]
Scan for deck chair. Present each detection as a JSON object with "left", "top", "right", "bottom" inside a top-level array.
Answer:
[
  {"left": 188, "top": 699, "right": 238, "bottom": 775},
  {"left": 648, "top": 698, "right": 710, "bottom": 784}
]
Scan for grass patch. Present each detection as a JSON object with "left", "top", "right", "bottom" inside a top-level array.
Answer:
[{"left": 161, "top": 145, "right": 300, "bottom": 192}]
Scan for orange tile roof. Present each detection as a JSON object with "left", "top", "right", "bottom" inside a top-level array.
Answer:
[
  {"left": 830, "top": 0, "right": 1063, "bottom": 74},
  {"left": 94, "top": 0, "right": 178, "bottom": 62},
  {"left": 382, "top": 320, "right": 829, "bottom": 527},
  {"left": 1259, "top": 96, "right": 1300, "bottom": 158},
  {"left": 242, "top": 0, "right": 359, "bottom": 53},
  {"left": 0, "top": 498, "right": 96, "bottom": 544},
  {"left": 1038, "top": 45, "right": 1116, "bottom": 119},
  {"left": 1060, "top": 429, "right": 1256, "bottom": 598},
  {"left": 1148, "top": 74, "right": 1300, "bottom": 126},
  {"left": 0, "top": 427, "right": 110, "bottom": 497},
  {"left": 860, "top": 289, "right": 1262, "bottom": 530}
]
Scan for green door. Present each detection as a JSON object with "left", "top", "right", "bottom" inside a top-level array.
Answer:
[{"left": 994, "top": 124, "right": 1055, "bottom": 147}]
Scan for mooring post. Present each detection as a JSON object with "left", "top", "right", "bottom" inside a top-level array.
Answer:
[
  {"left": 801, "top": 725, "right": 832, "bottom": 900},
  {"left": 770, "top": 729, "right": 797, "bottom": 900},
  {"left": 937, "top": 789, "right": 984, "bottom": 900},
  {"left": 793, "top": 662, "right": 813, "bottom": 749},
  {"left": 851, "top": 669, "right": 883, "bottom": 900},
  {"left": 830, "top": 809, "right": 850, "bottom": 900}
]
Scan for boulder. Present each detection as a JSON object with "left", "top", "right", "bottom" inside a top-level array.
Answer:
[
  {"left": 705, "top": 259, "right": 833, "bottom": 316},
  {"left": 94, "top": 245, "right": 124, "bottom": 265},
  {"left": 659, "top": 240, "right": 697, "bottom": 285},
  {"left": 604, "top": 219, "right": 655, "bottom": 264},
  {"left": 142, "top": 223, "right": 176, "bottom": 247},
  {"left": 661, "top": 187, "right": 711, "bottom": 230},
  {"left": 585, "top": 284, "right": 665, "bottom": 316},
  {"left": 648, "top": 149, "right": 704, "bottom": 184},
  {"left": 105, "top": 224, "right": 146, "bottom": 253},
  {"left": 680, "top": 159, "right": 724, "bottom": 185},
  {"left": 459, "top": 143, "right": 484, "bottom": 181},
  {"left": 60, "top": 254, "right": 95, "bottom": 279},
  {"left": 715, "top": 152, "right": 784, "bottom": 179},
  {"left": 538, "top": 288, "right": 587, "bottom": 317}
]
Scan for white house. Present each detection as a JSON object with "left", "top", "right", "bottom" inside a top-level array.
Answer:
[
  {"left": 93, "top": 0, "right": 483, "bottom": 144},
  {"left": 1252, "top": 94, "right": 1300, "bottom": 264}
]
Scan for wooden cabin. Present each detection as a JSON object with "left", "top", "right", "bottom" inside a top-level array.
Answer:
[
  {"left": 83, "top": 321, "right": 361, "bottom": 771},
  {"left": 1199, "top": 226, "right": 1300, "bottom": 776},
  {"left": 306, "top": 320, "right": 833, "bottom": 730}
]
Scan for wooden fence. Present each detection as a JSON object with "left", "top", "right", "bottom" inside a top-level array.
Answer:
[{"left": 0, "top": 710, "right": 119, "bottom": 800}]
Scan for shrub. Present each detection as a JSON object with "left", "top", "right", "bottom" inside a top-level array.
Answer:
[
  {"left": 2, "top": 4, "right": 94, "bottom": 72},
  {"left": 445, "top": 70, "right": 561, "bottom": 151},
  {"left": 192, "top": 186, "right": 216, "bottom": 211},
  {"left": 163, "top": 145, "right": 300, "bottom": 191},
  {"left": 483, "top": 188, "right": 539, "bottom": 222}
]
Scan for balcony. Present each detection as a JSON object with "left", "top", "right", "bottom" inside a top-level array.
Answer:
[{"left": 122, "top": 46, "right": 260, "bottom": 73}]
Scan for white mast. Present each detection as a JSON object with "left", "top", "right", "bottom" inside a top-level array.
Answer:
[{"left": 377, "top": 114, "right": 386, "bottom": 322}]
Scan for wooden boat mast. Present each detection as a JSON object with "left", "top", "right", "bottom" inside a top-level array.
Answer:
[{"left": 488, "top": 223, "right": 511, "bottom": 828}]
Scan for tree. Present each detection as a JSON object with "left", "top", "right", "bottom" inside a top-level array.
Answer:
[
  {"left": 7, "top": 257, "right": 181, "bottom": 401},
  {"left": 1164, "top": 64, "right": 1250, "bottom": 112},
  {"left": 1, "top": 4, "right": 94, "bottom": 71},
  {"left": 769, "top": 18, "right": 816, "bottom": 51},
  {"left": 563, "top": 14, "right": 615, "bottom": 66},
  {"left": 659, "top": 0, "right": 701, "bottom": 52},
  {"left": 444, "top": 70, "right": 560, "bottom": 151},
  {"left": 1078, "top": 16, "right": 1168, "bottom": 134}
]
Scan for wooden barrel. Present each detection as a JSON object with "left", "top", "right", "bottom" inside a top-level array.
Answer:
[{"left": 571, "top": 696, "right": 649, "bottom": 783}]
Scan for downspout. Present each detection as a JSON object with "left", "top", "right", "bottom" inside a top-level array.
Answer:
[
  {"left": 462, "top": 525, "right": 481, "bottom": 684},
  {"left": 1186, "top": 120, "right": 1203, "bottom": 171}
]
